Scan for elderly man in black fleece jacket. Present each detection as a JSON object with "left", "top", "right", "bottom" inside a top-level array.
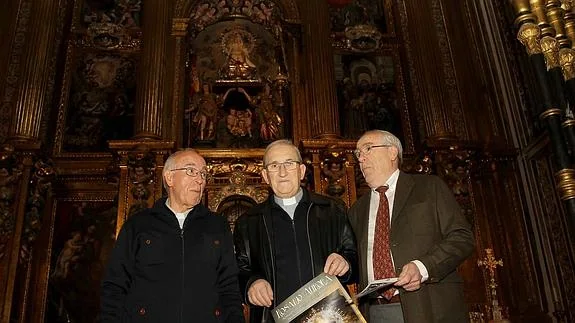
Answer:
[{"left": 101, "top": 149, "right": 244, "bottom": 323}]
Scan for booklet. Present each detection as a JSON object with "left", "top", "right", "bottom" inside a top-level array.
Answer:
[
  {"left": 272, "top": 273, "right": 367, "bottom": 323},
  {"left": 354, "top": 277, "right": 399, "bottom": 299}
]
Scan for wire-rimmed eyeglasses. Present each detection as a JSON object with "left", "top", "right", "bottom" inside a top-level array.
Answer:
[
  {"left": 353, "top": 144, "right": 392, "bottom": 159},
  {"left": 265, "top": 160, "right": 301, "bottom": 172},
  {"left": 170, "top": 167, "right": 208, "bottom": 180}
]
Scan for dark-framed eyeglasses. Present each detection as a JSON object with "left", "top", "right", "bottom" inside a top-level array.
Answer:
[
  {"left": 354, "top": 144, "right": 392, "bottom": 159},
  {"left": 265, "top": 160, "right": 301, "bottom": 172},
  {"left": 170, "top": 167, "right": 208, "bottom": 180}
]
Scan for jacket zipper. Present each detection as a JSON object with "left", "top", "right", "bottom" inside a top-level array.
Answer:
[
  {"left": 180, "top": 228, "right": 185, "bottom": 323},
  {"left": 305, "top": 203, "right": 315, "bottom": 277},
  {"left": 291, "top": 219, "right": 303, "bottom": 287},
  {"left": 262, "top": 213, "right": 274, "bottom": 322}
]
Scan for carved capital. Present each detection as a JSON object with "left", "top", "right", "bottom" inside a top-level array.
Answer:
[
  {"left": 517, "top": 23, "right": 542, "bottom": 55},
  {"left": 560, "top": 47, "right": 575, "bottom": 80},
  {"left": 541, "top": 36, "right": 561, "bottom": 69}
]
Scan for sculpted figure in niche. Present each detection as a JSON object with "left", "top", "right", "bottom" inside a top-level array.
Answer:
[
  {"left": 223, "top": 88, "right": 254, "bottom": 137},
  {"left": 258, "top": 83, "right": 281, "bottom": 141},
  {"left": 188, "top": 83, "right": 219, "bottom": 141},
  {"left": 221, "top": 29, "right": 257, "bottom": 79}
]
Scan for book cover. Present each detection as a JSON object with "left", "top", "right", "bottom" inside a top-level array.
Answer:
[{"left": 272, "top": 273, "right": 366, "bottom": 323}]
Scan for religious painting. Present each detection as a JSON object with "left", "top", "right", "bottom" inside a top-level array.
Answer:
[
  {"left": 81, "top": 0, "right": 142, "bottom": 29},
  {"left": 45, "top": 200, "right": 117, "bottom": 323},
  {"left": 62, "top": 52, "right": 137, "bottom": 152},
  {"left": 185, "top": 18, "right": 290, "bottom": 148},
  {"left": 334, "top": 52, "right": 405, "bottom": 142}
]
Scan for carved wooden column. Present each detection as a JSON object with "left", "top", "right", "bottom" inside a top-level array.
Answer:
[
  {"left": 7, "top": 0, "right": 61, "bottom": 142},
  {"left": 400, "top": 0, "right": 467, "bottom": 140},
  {"left": 133, "top": 0, "right": 170, "bottom": 139},
  {"left": 298, "top": 0, "right": 340, "bottom": 138},
  {"left": 169, "top": 18, "right": 189, "bottom": 146}
]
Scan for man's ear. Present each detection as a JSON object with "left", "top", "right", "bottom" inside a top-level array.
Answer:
[
  {"left": 299, "top": 163, "right": 306, "bottom": 180},
  {"left": 261, "top": 169, "right": 270, "bottom": 185},
  {"left": 390, "top": 146, "right": 399, "bottom": 162},
  {"left": 164, "top": 171, "right": 173, "bottom": 189}
]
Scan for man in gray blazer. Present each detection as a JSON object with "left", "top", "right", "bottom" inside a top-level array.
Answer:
[{"left": 348, "top": 130, "right": 474, "bottom": 323}]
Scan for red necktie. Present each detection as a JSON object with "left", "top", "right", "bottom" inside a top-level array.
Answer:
[{"left": 372, "top": 185, "right": 396, "bottom": 299}]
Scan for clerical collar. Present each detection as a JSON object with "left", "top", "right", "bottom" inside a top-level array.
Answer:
[{"left": 274, "top": 188, "right": 303, "bottom": 206}]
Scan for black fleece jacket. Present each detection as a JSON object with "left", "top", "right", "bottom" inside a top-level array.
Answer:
[{"left": 101, "top": 198, "right": 244, "bottom": 323}]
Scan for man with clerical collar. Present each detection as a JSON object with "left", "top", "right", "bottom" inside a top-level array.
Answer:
[
  {"left": 234, "top": 139, "right": 358, "bottom": 322},
  {"left": 102, "top": 149, "right": 244, "bottom": 323}
]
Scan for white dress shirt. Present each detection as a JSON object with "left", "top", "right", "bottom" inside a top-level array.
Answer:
[{"left": 366, "top": 169, "right": 429, "bottom": 285}]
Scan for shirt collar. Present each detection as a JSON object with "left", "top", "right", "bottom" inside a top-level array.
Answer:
[
  {"left": 371, "top": 169, "right": 400, "bottom": 193},
  {"left": 274, "top": 188, "right": 303, "bottom": 206}
]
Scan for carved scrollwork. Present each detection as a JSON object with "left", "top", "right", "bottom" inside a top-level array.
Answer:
[
  {"left": 73, "top": 22, "right": 142, "bottom": 50},
  {"left": 206, "top": 159, "right": 268, "bottom": 214},
  {"left": 127, "top": 150, "right": 155, "bottom": 216},
  {"left": 320, "top": 151, "right": 347, "bottom": 198},
  {"left": 20, "top": 157, "right": 56, "bottom": 264},
  {"left": 0, "top": 145, "right": 23, "bottom": 260},
  {"left": 435, "top": 149, "right": 476, "bottom": 224}
]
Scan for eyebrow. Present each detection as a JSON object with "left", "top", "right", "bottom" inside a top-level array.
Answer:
[{"left": 267, "top": 158, "right": 298, "bottom": 164}]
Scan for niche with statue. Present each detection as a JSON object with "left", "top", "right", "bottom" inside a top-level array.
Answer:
[{"left": 184, "top": 9, "right": 292, "bottom": 148}]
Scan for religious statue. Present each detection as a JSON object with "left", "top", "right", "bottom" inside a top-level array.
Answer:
[
  {"left": 258, "top": 83, "right": 282, "bottom": 141},
  {"left": 220, "top": 29, "right": 258, "bottom": 79},
  {"left": 223, "top": 88, "right": 254, "bottom": 137},
  {"left": 187, "top": 83, "right": 219, "bottom": 141}
]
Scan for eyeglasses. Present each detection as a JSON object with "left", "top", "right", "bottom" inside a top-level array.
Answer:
[
  {"left": 265, "top": 160, "right": 301, "bottom": 172},
  {"left": 170, "top": 167, "right": 208, "bottom": 180},
  {"left": 354, "top": 144, "right": 392, "bottom": 159}
]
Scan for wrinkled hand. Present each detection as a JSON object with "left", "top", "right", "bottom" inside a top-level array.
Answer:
[
  {"left": 323, "top": 253, "right": 350, "bottom": 276},
  {"left": 394, "top": 262, "right": 422, "bottom": 292},
  {"left": 248, "top": 279, "right": 274, "bottom": 307}
]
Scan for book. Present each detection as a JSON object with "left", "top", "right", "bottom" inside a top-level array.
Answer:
[
  {"left": 354, "top": 277, "right": 399, "bottom": 299},
  {"left": 272, "top": 273, "right": 366, "bottom": 323}
]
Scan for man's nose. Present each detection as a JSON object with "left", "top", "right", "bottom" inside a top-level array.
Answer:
[{"left": 278, "top": 164, "right": 288, "bottom": 176}]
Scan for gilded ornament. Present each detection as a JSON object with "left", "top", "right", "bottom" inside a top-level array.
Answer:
[
  {"left": 540, "top": 36, "right": 561, "bottom": 69},
  {"left": 555, "top": 168, "right": 575, "bottom": 200},
  {"left": 512, "top": 0, "right": 534, "bottom": 25},
  {"left": 559, "top": 47, "right": 575, "bottom": 79},
  {"left": 517, "top": 23, "right": 542, "bottom": 55},
  {"left": 172, "top": 18, "right": 189, "bottom": 37},
  {"left": 344, "top": 24, "right": 382, "bottom": 52}
]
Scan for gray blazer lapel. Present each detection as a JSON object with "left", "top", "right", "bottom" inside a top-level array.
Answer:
[{"left": 392, "top": 172, "right": 415, "bottom": 226}]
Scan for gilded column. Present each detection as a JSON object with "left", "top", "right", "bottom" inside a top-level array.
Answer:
[
  {"left": 133, "top": 0, "right": 170, "bottom": 139},
  {"left": 7, "top": 0, "right": 61, "bottom": 142},
  {"left": 299, "top": 0, "right": 339, "bottom": 138}
]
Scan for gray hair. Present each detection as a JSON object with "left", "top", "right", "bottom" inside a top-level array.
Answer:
[
  {"left": 162, "top": 149, "right": 201, "bottom": 190},
  {"left": 263, "top": 139, "right": 302, "bottom": 165},
  {"left": 363, "top": 130, "right": 403, "bottom": 164}
]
